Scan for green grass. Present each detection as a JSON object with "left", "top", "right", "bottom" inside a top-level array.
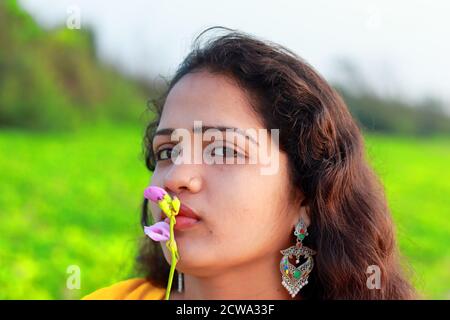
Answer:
[
  {"left": 365, "top": 134, "right": 450, "bottom": 299},
  {"left": 0, "top": 123, "right": 149, "bottom": 299},
  {"left": 0, "top": 124, "right": 449, "bottom": 299}
]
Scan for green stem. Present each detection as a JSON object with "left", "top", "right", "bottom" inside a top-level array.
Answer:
[{"left": 164, "top": 216, "right": 178, "bottom": 300}]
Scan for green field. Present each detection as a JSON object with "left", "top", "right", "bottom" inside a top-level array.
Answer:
[{"left": 0, "top": 124, "right": 449, "bottom": 299}]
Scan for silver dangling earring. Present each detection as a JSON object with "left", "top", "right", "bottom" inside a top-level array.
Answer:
[
  {"left": 280, "top": 217, "right": 316, "bottom": 298},
  {"left": 177, "top": 272, "right": 184, "bottom": 293}
]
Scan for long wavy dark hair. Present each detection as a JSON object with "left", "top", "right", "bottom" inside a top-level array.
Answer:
[{"left": 137, "top": 27, "right": 415, "bottom": 299}]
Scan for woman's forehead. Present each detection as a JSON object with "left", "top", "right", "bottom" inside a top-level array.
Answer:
[{"left": 159, "top": 71, "right": 264, "bottom": 130}]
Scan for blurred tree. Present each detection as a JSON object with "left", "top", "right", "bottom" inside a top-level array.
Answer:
[{"left": 0, "top": 0, "right": 153, "bottom": 131}]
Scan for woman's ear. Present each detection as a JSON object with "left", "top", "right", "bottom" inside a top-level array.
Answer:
[
  {"left": 291, "top": 191, "right": 311, "bottom": 228},
  {"left": 299, "top": 204, "right": 311, "bottom": 228}
]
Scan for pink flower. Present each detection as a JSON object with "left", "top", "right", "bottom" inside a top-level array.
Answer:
[
  {"left": 144, "top": 186, "right": 168, "bottom": 202},
  {"left": 144, "top": 221, "right": 170, "bottom": 242}
]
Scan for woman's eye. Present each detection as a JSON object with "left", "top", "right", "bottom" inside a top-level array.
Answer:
[
  {"left": 155, "top": 145, "right": 243, "bottom": 162},
  {"left": 155, "top": 148, "right": 172, "bottom": 161},
  {"left": 212, "top": 146, "right": 240, "bottom": 158}
]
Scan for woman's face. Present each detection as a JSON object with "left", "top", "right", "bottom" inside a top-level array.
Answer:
[{"left": 149, "top": 70, "right": 305, "bottom": 277}]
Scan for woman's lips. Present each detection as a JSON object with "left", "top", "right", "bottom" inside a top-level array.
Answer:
[
  {"left": 164, "top": 216, "right": 199, "bottom": 230},
  {"left": 161, "top": 203, "right": 201, "bottom": 230}
]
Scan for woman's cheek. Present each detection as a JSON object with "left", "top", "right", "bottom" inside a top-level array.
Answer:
[{"left": 149, "top": 202, "right": 160, "bottom": 221}]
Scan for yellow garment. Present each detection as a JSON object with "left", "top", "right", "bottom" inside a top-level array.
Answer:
[{"left": 81, "top": 278, "right": 166, "bottom": 300}]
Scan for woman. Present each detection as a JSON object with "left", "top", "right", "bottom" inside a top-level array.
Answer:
[{"left": 83, "top": 27, "right": 415, "bottom": 300}]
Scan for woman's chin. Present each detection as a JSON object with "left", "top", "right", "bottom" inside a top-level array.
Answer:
[{"left": 161, "top": 236, "right": 202, "bottom": 264}]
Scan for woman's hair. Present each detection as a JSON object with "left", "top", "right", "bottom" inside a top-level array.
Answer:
[{"left": 138, "top": 27, "right": 415, "bottom": 299}]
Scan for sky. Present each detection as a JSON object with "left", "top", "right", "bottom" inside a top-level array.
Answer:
[{"left": 19, "top": 0, "right": 450, "bottom": 111}]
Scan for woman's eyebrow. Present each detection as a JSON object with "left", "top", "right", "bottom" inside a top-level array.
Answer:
[{"left": 153, "top": 125, "right": 259, "bottom": 146}]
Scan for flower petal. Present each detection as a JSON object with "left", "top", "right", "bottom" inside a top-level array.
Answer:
[
  {"left": 144, "top": 186, "right": 168, "bottom": 202},
  {"left": 144, "top": 221, "right": 170, "bottom": 242}
]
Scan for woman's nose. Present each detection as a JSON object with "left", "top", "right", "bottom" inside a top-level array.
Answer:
[{"left": 163, "top": 164, "right": 202, "bottom": 195}]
